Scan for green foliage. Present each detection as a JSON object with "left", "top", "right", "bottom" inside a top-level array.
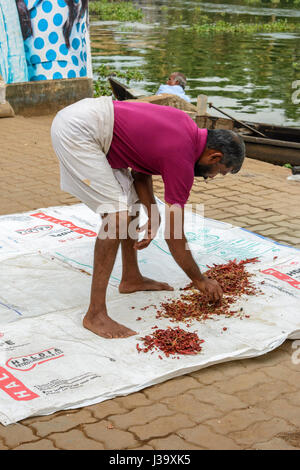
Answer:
[
  {"left": 154, "top": 3, "right": 300, "bottom": 31},
  {"left": 93, "top": 64, "right": 144, "bottom": 97},
  {"left": 190, "top": 19, "right": 300, "bottom": 34},
  {"left": 243, "top": 0, "right": 300, "bottom": 4},
  {"left": 89, "top": 0, "right": 144, "bottom": 22},
  {"left": 283, "top": 163, "right": 293, "bottom": 169},
  {"left": 93, "top": 78, "right": 112, "bottom": 97}
]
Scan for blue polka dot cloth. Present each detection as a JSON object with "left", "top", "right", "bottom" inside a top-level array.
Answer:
[{"left": 23, "top": 0, "right": 88, "bottom": 81}]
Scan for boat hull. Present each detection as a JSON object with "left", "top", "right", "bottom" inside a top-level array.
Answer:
[
  {"left": 243, "top": 136, "right": 300, "bottom": 166},
  {"left": 196, "top": 115, "right": 300, "bottom": 166}
]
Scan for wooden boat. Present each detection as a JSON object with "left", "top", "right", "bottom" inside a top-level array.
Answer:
[
  {"left": 108, "top": 77, "right": 142, "bottom": 101},
  {"left": 196, "top": 115, "right": 300, "bottom": 166},
  {"left": 108, "top": 77, "right": 300, "bottom": 166}
]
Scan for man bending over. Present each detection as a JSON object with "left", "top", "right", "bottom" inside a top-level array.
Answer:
[{"left": 51, "top": 97, "right": 245, "bottom": 339}]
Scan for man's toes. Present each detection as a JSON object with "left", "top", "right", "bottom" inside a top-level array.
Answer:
[
  {"left": 122, "top": 330, "right": 136, "bottom": 338},
  {"left": 102, "top": 331, "right": 113, "bottom": 339},
  {"left": 124, "top": 330, "right": 137, "bottom": 338},
  {"left": 110, "top": 328, "right": 135, "bottom": 338}
]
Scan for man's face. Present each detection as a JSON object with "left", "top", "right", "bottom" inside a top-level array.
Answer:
[
  {"left": 194, "top": 160, "right": 232, "bottom": 179},
  {"left": 166, "top": 74, "right": 178, "bottom": 86}
]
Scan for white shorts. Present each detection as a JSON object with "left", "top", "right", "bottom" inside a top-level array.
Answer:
[{"left": 51, "top": 96, "right": 138, "bottom": 214}]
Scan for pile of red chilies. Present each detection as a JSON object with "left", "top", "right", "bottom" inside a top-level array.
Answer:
[
  {"left": 136, "top": 326, "right": 204, "bottom": 358},
  {"left": 155, "top": 257, "right": 261, "bottom": 323}
]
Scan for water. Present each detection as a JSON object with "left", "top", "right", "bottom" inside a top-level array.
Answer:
[{"left": 90, "top": 0, "right": 300, "bottom": 126}]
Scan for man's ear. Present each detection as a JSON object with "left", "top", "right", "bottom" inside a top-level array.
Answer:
[{"left": 207, "top": 150, "right": 223, "bottom": 163}]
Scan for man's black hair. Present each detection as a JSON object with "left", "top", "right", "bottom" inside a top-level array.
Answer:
[{"left": 206, "top": 129, "right": 245, "bottom": 173}]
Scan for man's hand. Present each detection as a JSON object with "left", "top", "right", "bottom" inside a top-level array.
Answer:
[
  {"left": 134, "top": 206, "right": 161, "bottom": 250},
  {"left": 132, "top": 171, "right": 160, "bottom": 250},
  {"left": 194, "top": 276, "right": 223, "bottom": 303},
  {"left": 164, "top": 204, "right": 223, "bottom": 302}
]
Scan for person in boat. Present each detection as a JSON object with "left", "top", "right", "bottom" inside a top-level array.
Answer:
[
  {"left": 51, "top": 97, "right": 245, "bottom": 339},
  {"left": 156, "top": 72, "right": 191, "bottom": 102}
]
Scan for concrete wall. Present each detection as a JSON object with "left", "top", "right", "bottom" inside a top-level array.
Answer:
[{"left": 6, "top": 77, "right": 93, "bottom": 116}]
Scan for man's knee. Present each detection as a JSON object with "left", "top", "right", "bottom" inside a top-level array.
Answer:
[{"left": 98, "top": 210, "right": 129, "bottom": 240}]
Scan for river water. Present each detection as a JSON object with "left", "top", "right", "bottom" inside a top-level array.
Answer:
[{"left": 90, "top": 0, "right": 300, "bottom": 126}]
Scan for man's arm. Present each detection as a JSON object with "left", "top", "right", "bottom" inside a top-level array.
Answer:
[
  {"left": 132, "top": 171, "right": 156, "bottom": 209},
  {"left": 131, "top": 171, "right": 160, "bottom": 250},
  {"left": 165, "top": 204, "right": 223, "bottom": 302}
]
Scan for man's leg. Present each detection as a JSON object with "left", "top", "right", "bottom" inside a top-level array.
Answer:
[
  {"left": 83, "top": 212, "right": 136, "bottom": 339},
  {"left": 119, "top": 214, "right": 173, "bottom": 294}
]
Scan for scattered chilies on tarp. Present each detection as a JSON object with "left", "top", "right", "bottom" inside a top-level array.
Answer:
[
  {"left": 136, "top": 327, "right": 204, "bottom": 358},
  {"left": 156, "top": 257, "right": 262, "bottom": 323},
  {"left": 136, "top": 258, "right": 262, "bottom": 359}
]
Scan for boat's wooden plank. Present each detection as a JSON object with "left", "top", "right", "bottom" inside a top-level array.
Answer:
[
  {"left": 108, "top": 77, "right": 138, "bottom": 100},
  {"left": 195, "top": 115, "right": 234, "bottom": 130},
  {"left": 249, "top": 122, "right": 300, "bottom": 135},
  {"left": 242, "top": 135, "right": 300, "bottom": 149},
  {"left": 245, "top": 143, "right": 300, "bottom": 165},
  {"left": 195, "top": 114, "right": 300, "bottom": 165}
]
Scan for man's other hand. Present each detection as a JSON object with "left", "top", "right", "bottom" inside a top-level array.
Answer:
[{"left": 134, "top": 208, "right": 161, "bottom": 250}]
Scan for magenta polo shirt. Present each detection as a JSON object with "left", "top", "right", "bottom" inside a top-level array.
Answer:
[{"left": 107, "top": 101, "right": 208, "bottom": 207}]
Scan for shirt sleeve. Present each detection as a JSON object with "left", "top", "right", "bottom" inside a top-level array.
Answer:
[
  {"left": 156, "top": 84, "right": 166, "bottom": 95},
  {"left": 162, "top": 161, "right": 194, "bottom": 208}
]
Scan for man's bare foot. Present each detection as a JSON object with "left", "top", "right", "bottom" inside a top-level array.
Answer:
[
  {"left": 119, "top": 276, "right": 174, "bottom": 294},
  {"left": 83, "top": 311, "right": 137, "bottom": 339}
]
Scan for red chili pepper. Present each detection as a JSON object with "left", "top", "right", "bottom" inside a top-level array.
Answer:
[
  {"left": 155, "top": 258, "right": 262, "bottom": 323},
  {"left": 141, "top": 304, "right": 157, "bottom": 311},
  {"left": 138, "top": 327, "right": 204, "bottom": 357},
  {"left": 136, "top": 258, "right": 262, "bottom": 357}
]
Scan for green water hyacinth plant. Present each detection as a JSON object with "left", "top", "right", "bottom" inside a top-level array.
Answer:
[
  {"left": 93, "top": 64, "right": 144, "bottom": 97},
  {"left": 89, "top": 0, "right": 144, "bottom": 22},
  {"left": 244, "top": 0, "right": 300, "bottom": 4},
  {"left": 190, "top": 18, "right": 300, "bottom": 34}
]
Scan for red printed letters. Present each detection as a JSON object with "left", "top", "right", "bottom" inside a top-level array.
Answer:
[{"left": 0, "top": 367, "right": 39, "bottom": 401}]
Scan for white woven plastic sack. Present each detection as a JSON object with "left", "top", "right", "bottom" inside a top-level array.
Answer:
[{"left": 0, "top": 201, "right": 299, "bottom": 425}]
